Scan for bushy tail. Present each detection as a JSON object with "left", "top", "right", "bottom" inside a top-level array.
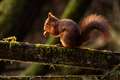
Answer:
[{"left": 79, "top": 14, "right": 110, "bottom": 45}]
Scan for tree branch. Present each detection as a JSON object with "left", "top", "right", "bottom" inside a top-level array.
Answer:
[
  {"left": 0, "top": 75, "right": 103, "bottom": 80},
  {"left": 0, "top": 41, "right": 119, "bottom": 70}
]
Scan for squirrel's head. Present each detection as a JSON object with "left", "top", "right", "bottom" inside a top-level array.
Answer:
[{"left": 43, "top": 12, "right": 59, "bottom": 37}]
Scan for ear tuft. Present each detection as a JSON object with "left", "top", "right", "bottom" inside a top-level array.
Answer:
[
  {"left": 48, "top": 12, "right": 53, "bottom": 17},
  {"left": 48, "top": 12, "right": 59, "bottom": 20}
]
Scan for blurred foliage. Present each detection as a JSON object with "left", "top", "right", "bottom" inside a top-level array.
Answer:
[{"left": 0, "top": 0, "right": 25, "bottom": 39}]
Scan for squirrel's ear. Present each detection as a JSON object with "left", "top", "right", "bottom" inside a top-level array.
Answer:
[
  {"left": 48, "top": 12, "right": 58, "bottom": 20},
  {"left": 48, "top": 12, "right": 53, "bottom": 17}
]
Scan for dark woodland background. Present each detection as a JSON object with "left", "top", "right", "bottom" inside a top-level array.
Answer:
[{"left": 0, "top": 0, "right": 119, "bottom": 80}]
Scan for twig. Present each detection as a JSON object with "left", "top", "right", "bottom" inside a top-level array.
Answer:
[{"left": 100, "top": 64, "right": 120, "bottom": 80}]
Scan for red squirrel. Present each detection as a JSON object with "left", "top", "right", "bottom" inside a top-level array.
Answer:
[{"left": 43, "top": 12, "right": 110, "bottom": 48}]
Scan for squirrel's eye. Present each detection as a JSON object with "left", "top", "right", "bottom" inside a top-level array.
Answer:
[{"left": 45, "top": 23, "right": 49, "bottom": 26}]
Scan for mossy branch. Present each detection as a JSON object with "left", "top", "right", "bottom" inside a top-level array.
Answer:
[
  {"left": 0, "top": 40, "right": 119, "bottom": 70},
  {"left": 0, "top": 75, "right": 103, "bottom": 80}
]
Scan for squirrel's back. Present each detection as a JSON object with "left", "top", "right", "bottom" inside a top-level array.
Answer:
[{"left": 60, "top": 19, "right": 80, "bottom": 31}]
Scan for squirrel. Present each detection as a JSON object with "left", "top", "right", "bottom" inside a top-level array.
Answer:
[{"left": 43, "top": 12, "right": 110, "bottom": 48}]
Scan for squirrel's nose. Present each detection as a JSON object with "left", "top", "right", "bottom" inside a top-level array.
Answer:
[{"left": 43, "top": 31, "right": 49, "bottom": 37}]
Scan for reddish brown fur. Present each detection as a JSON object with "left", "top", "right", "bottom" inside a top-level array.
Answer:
[
  {"left": 80, "top": 14, "right": 110, "bottom": 42},
  {"left": 43, "top": 12, "right": 110, "bottom": 48}
]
